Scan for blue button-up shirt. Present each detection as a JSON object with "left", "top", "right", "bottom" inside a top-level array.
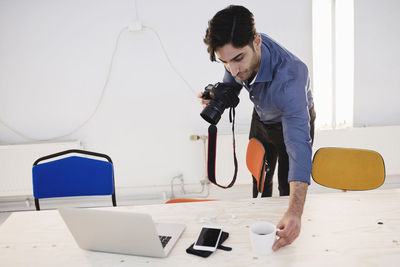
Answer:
[{"left": 223, "top": 33, "right": 314, "bottom": 184}]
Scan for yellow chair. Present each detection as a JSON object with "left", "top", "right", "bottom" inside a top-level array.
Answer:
[
  {"left": 246, "top": 138, "right": 267, "bottom": 197},
  {"left": 312, "top": 147, "right": 385, "bottom": 191},
  {"left": 165, "top": 198, "right": 216, "bottom": 204}
]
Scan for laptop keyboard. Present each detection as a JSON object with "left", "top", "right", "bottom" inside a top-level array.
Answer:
[{"left": 159, "top": 235, "right": 172, "bottom": 248}]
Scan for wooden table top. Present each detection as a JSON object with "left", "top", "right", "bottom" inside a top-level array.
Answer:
[{"left": 1, "top": 189, "right": 399, "bottom": 267}]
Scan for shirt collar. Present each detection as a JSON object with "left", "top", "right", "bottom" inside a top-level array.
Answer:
[
  {"left": 253, "top": 38, "right": 272, "bottom": 83},
  {"left": 248, "top": 71, "right": 258, "bottom": 86}
]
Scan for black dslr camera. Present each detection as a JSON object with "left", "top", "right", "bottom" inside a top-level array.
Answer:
[{"left": 200, "top": 83, "right": 240, "bottom": 125}]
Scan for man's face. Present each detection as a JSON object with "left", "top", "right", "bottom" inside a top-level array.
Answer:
[{"left": 215, "top": 35, "right": 261, "bottom": 81}]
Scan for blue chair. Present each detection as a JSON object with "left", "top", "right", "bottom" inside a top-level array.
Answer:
[{"left": 32, "top": 149, "right": 117, "bottom": 210}]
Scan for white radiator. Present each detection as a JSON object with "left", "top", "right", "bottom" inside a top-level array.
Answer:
[{"left": 0, "top": 140, "right": 82, "bottom": 197}]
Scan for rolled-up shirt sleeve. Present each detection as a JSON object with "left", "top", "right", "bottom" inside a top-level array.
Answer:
[{"left": 276, "top": 61, "right": 312, "bottom": 184}]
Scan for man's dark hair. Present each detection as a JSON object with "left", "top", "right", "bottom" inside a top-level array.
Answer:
[{"left": 204, "top": 5, "right": 256, "bottom": 62}]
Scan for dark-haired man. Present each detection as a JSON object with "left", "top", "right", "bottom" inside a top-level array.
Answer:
[{"left": 199, "top": 5, "right": 315, "bottom": 251}]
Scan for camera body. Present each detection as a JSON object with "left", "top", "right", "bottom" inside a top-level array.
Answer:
[{"left": 200, "top": 82, "right": 240, "bottom": 125}]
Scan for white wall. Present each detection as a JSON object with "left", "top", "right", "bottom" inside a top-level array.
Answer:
[
  {"left": 354, "top": 0, "right": 400, "bottom": 127},
  {"left": 0, "top": 0, "right": 312, "bottom": 190}
]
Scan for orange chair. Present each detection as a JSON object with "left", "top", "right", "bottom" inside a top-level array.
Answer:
[
  {"left": 246, "top": 138, "right": 267, "bottom": 197},
  {"left": 165, "top": 198, "right": 216, "bottom": 204}
]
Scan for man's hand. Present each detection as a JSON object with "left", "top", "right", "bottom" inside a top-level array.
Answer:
[
  {"left": 272, "top": 181, "right": 308, "bottom": 251},
  {"left": 272, "top": 212, "right": 301, "bottom": 251},
  {"left": 197, "top": 92, "right": 210, "bottom": 108}
]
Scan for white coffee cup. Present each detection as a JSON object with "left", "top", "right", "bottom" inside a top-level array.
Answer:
[{"left": 249, "top": 221, "right": 277, "bottom": 255}]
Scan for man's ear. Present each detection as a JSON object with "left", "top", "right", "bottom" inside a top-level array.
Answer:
[{"left": 253, "top": 34, "right": 261, "bottom": 50}]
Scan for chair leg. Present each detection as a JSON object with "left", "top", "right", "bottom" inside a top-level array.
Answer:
[
  {"left": 34, "top": 199, "right": 40, "bottom": 211},
  {"left": 112, "top": 193, "right": 117, "bottom": 206}
]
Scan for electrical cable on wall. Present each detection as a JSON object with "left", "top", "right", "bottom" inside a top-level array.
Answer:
[
  {"left": 0, "top": 26, "right": 127, "bottom": 142},
  {"left": 0, "top": 23, "right": 199, "bottom": 141},
  {"left": 144, "top": 25, "right": 197, "bottom": 96}
]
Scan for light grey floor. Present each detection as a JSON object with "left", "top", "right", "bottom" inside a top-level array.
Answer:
[{"left": 1, "top": 175, "right": 399, "bottom": 226}]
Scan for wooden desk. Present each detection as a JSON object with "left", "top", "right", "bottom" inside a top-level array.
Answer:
[{"left": 1, "top": 189, "right": 399, "bottom": 267}]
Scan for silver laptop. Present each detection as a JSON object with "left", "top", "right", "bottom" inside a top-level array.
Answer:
[{"left": 58, "top": 207, "right": 185, "bottom": 258}]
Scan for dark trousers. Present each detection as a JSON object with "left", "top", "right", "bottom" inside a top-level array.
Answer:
[{"left": 249, "top": 106, "right": 316, "bottom": 197}]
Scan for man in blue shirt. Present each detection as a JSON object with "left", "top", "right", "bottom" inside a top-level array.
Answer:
[{"left": 200, "top": 5, "right": 315, "bottom": 251}]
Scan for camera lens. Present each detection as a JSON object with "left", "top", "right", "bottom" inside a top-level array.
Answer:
[{"left": 200, "top": 101, "right": 224, "bottom": 125}]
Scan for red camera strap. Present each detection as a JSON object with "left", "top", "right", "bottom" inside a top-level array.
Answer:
[{"left": 207, "top": 107, "right": 238, "bottom": 189}]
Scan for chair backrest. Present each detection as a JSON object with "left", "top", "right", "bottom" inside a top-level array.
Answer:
[
  {"left": 32, "top": 149, "right": 116, "bottom": 210},
  {"left": 246, "top": 138, "right": 266, "bottom": 194},
  {"left": 312, "top": 147, "right": 385, "bottom": 191}
]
